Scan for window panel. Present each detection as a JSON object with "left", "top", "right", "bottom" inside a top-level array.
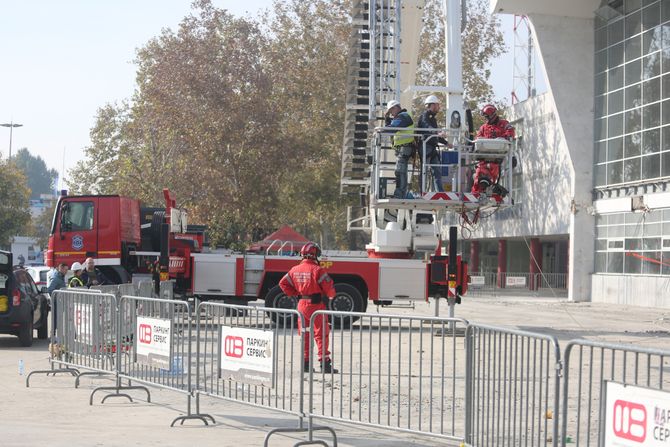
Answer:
[
  {"left": 596, "top": 141, "right": 607, "bottom": 163},
  {"left": 624, "top": 132, "right": 642, "bottom": 157},
  {"left": 626, "top": 34, "right": 642, "bottom": 61},
  {"left": 625, "top": 0, "right": 642, "bottom": 14},
  {"left": 596, "top": 72, "right": 608, "bottom": 96},
  {"left": 643, "top": 28, "right": 663, "bottom": 55},
  {"left": 625, "top": 238, "right": 642, "bottom": 250},
  {"left": 595, "top": 94, "right": 607, "bottom": 118},
  {"left": 642, "top": 2, "right": 660, "bottom": 31},
  {"left": 643, "top": 77, "right": 660, "bottom": 103},
  {"left": 624, "top": 156, "right": 641, "bottom": 181},
  {"left": 663, "top": 0, "right": 670, "bottom": 23},
  {"left": 608, "top": 160, "right": 624, "bottom": 183},
  {"left": 625, "top": 83, "right": 642, "bottom": 109},
  {"left": 608, "top": 252, "right": 624, "bottom": 273},
  {"left": 644, "top": 224, "right": 662, "bottom": 237},
  {"left": 624, "top": 253, "right": 642, "bottom": 274},
  {"left": 662, "top": 149, "right": 670, "bottom": 176},
  {"left": 596, "top": 50, "right": 608, "bottom": 73},
  {"left": 609, "top": 113, "right": 624, "bottom": 137},
  {"left": 642, "top": 52, "right": 661, "bottom": 78},
  {"left": 596, "top": 239, "right": 608, "bottom": 250},
  {"left": 663, "top": 99, "right": 670, "bottom": 124},
  {"left": 596, "top": 26, "right": 607, "bottom": 51},
  {"left": 596, "top": 118, "right": 607, "bottom": 141},
  {"left": 609, "top": 90, "right": 624, "bottom": 114},
  {"left": 609, "top": 18, "right": 625, "bottom": 45},
  {"left": 610, "top": 213, "right": 625, "bottom": 225},
  {"left": 625, "top": 108, "right": 642, "bottom": 133},
  {"left": 626, "top": 10, "right": 642, "bottom": 37},
  {"left": 643, "top": 128, "right": 660, "bottom": 154},
  {"left": 642, "top": 153, "right": 661, "bottom": 178},
  {"left": 642, "top": 251, "right": 661, "bottom": 274},
  {"left": 625, "top": 212, "right": 643, "bottom": 224},
  {"left": 610, "top": 43, "right": 625, "bottom": 69},
  {"left": 595, "top": 252, "right": 607, "bottom": 272},
  {"left": 644, "top": 237, "right": 662, "bottom": 249},
  {"left": 625, "top": 59, "right": 642, "bottom": 84},
  {"left": 609, "top": 137, "right": 624, "bottom": 160},
  {"left": 595, "top": 163, "right": 607, "bottom": 186},
  {"left": 643, "top": 103, "right": 661, "bottom": 128},
  {"left": 609, "top": 65, "right": 625, "bottom": 90},
  {"left": 664, "top": 74, "right": 670, "bottom": 97}
]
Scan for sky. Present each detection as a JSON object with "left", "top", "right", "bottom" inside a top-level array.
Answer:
[{"left": 0, "top": 1, "right": 541, "bottom": 186}]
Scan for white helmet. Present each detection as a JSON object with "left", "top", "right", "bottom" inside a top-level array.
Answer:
[
  {"left": 70, "top": 262, "right": 83, "bottom": 271},
  {"left": 386, "top": 100, "right": 401, "bottom": 112},
  {"left": 424, "top": 95, "right": 441, "bottom": 105}
]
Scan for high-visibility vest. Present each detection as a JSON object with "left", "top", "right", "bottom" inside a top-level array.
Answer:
[
  {"left": 69, "top": 276, "right": 84, "bottom": 288},
  {"left": 393, "top": 123, "right": 415, "bottom": 147}
]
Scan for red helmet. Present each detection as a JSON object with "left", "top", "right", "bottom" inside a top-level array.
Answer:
[
  {"left": 300, "top": 242, "right": 321, "bottom": 259},
  {"left": 481, "top": 104, "right": 498, "bottom": 122}
]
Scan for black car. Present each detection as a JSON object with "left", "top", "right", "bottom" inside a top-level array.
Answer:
[{"left": 0, "top": 251, "right": 50, "bottom": 346}]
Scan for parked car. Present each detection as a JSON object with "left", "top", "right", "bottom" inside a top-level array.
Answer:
[
  {"left": 0, "top": 251, "right": 50, "bottom": 347},
  {"left": 26, "top": 266, "right": 52, "bottom": 289}
]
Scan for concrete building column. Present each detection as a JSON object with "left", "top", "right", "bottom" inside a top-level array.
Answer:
[
  {"left": 527, "top": 13, "right": 595, "bottom": 301},
  {"left": 470, "top": 241, "right": 480, "bottom": 273},
  {"left": 529, "top": 238, "right": 543, "bottom": 290},
  {"left": 497, "top": 239, "right": 507, "bottom": 288}
]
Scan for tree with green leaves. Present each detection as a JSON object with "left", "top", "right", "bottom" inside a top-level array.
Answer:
[
  {"left": 13, "top": 148, "right": 59, "bottom": 199},
  {"left": 0, "top": 160, "right": 31, "bottom": 249}
]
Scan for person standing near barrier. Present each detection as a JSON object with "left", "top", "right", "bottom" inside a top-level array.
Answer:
[
  {"left": 48, "top": 263, "right": 68, "bottom": 294},
  {"left": 279, "top": 242, "right": 338, "bottom": 373},
  {"left": 68, "top": 262, "right": 85, "bottom": 288},
  {"left": 81, "top": 257, "right": 109, "bottom": 287}
]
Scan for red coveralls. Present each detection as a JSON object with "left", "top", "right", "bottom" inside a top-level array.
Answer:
[
  {"left": 279, "top": 259, "right": 336, "bottom": 362},
  {"left": 472, "top": 118, "right": 515, "bottom": 194}
]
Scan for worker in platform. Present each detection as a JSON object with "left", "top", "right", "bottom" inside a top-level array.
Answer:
[
  {"left": 472, "top": 104, "right": 515, "bottom": 194},
  {"left": 384, "top": 100, "right": 416, "bottom": 199},
  {"left": 279, "top": 242, "right": 338, "bottom": 374},
  {"left": 417, "top": 95, "right": 448, "bottom": 193}
]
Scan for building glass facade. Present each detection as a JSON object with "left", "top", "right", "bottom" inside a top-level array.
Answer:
[{"left": 594, "top": 0, "right": 670, "bottom": 275}]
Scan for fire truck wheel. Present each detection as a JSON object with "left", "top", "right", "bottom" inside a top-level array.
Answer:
[
  {"left": 264, "top": 285, "right": 298, "bottom": 328},
  {"left": 329, "top": 283, "right": 363, "bottom": 328}
]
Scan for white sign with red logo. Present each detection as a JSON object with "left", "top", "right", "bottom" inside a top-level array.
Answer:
[
  {"left": 469, "top": 275, "right": 486, "bottom": 286},
  {"left": 136, "top": 317, "right": 172, "bottom": 369},
  {"left": 506, "top": 276, "right": 526, "bottom": 287},
  {"left": 74, "top": 303, "right": 93, "bottom": 345},
  {"left": 220, "top": 326, "right": 275, "bottom": 387},
  {"left": 604, "top": 381, "right": 670, "bottom": 446}
]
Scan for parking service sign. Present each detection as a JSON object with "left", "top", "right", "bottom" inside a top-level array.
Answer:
[
  {"left": 219, "top": 326, "right": 275, "bottom": 387},
  {"left": 604, "top": 381, "right": 670, "bottom": 446},
  {"left": 136, "top": 316, "right": 173, "bottom": 369}
]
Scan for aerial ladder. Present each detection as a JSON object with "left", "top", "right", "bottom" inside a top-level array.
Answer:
[{"left": 341, "top": 0, "right": 516, "bottom": 313}]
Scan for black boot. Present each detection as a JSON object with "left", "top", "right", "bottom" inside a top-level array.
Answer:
[
  {"left": 321, "top": 359, "right": 338, "bottom": 374},
  {"left": 303, "top": 359, "right": 311, "bottom": 373}
]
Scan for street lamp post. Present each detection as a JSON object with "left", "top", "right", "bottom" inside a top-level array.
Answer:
[{"left": 0, "top": 122, "right": 24, "bottom": 159}]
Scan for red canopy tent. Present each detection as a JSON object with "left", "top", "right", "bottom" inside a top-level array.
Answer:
[{"left": 247, "top": 225, "right": 310, "bottom": 254}]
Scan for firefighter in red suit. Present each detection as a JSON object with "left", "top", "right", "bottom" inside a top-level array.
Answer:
[
  {"left": 279, "top": 242, "right": 338, "bottom": 373},
  {"left": 472, "top": 104, "right": 515, "bottom": 194}
]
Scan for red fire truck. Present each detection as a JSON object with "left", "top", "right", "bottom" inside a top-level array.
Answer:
[{"left": 46, "top": 189, "right": 468, "bottom": 317}]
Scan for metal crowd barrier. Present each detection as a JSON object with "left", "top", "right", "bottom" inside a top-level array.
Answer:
[
  {"left": 192, "top": 302, "right": 335, "bottom": 444},
  {"left": 560, "top": 340, "right": 670, "bottom": 446},
  {"left": 302, "top": 311, "right": 469, "bottom": 444},
  {"left": 27, "top": 289, "right": 118, "bottom": 387},
  {"left": 465, "top": 324, "right": 561, "bottom": 447},
  {"left": 89, "top": 295, "right": 210, "bottom": 426}
]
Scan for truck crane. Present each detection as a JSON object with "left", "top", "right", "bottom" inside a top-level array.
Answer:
[{"left": 46, "top": 0, "right": 514, "bottom": 320}]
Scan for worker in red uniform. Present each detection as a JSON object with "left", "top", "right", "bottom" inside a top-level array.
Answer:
[
  {"left": 279, "top": 242, "right": 338, "bottom": 373},
  {"left": 472, "top": 104, "right": 515, "bottom": 194}
]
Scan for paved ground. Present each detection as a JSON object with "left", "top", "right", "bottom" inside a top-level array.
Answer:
[{"left": 1, "top": 296, "right": 668, "bottom": 446}]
